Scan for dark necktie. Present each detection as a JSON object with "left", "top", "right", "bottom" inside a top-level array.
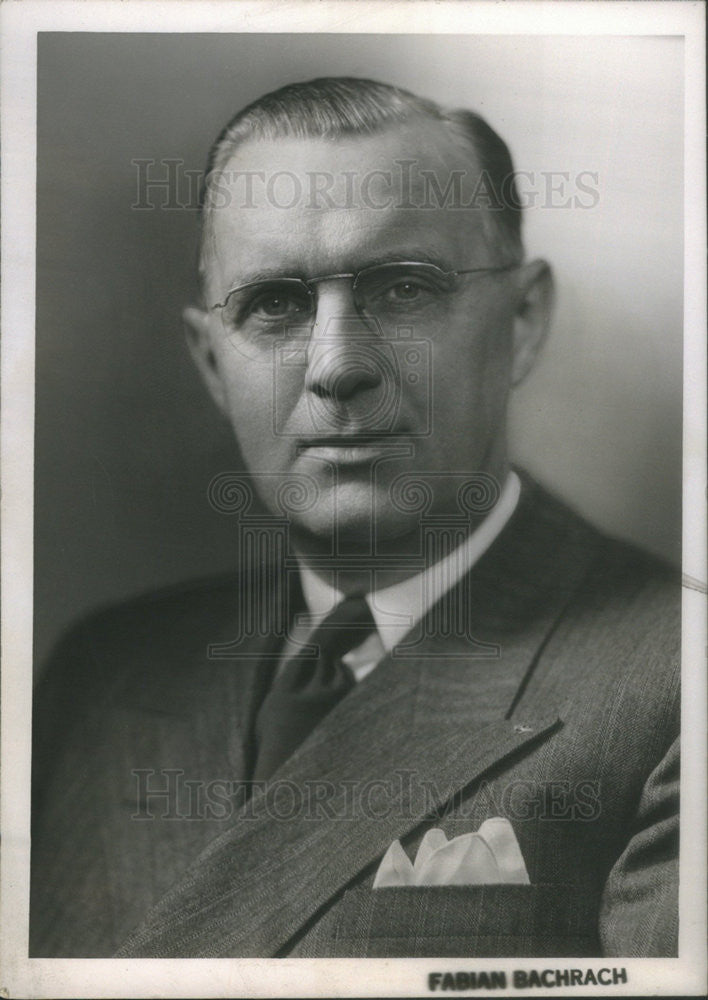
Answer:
[{"left": 252, "top": 595, "right": 376, "bottom": 781}]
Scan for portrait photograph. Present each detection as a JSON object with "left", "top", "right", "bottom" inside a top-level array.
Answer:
[{"left": 1, "top": 2, "right": 705, "bottom": 998}]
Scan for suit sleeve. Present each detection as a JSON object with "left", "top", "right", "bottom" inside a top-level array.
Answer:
[{"left": 599, "top": 735, "right": 679, "bottom": 957}]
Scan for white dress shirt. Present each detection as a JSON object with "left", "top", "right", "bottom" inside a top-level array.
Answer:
[{"left": 282, "top": 471, "right": 521, "bottom": 681}]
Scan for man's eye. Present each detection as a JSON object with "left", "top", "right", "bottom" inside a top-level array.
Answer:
[
  {"left": 379, "top": 278, "right": 438, "bottom": 307},
  {"left": 250, "top": 290, "right": 310, "bottom": 319},
  {"left": 389, "top": 281, "right": 424, "bottom": 300}
]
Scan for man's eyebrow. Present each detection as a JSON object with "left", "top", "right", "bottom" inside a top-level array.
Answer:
[
  {"left": 222, "top": 267, "right": 297, "bottom": 289},
  {"left": 359, "top": 249, "right": 452, "bottom": 269}
]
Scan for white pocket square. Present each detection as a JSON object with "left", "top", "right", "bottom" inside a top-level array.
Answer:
[{"left": 373, "top": 818, "right": 530, "bottom": 888}]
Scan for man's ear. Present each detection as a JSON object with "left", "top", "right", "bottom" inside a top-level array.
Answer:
[
  {"left": 510, "top": 260, "right": 555, "bottom": 386},
  {"left": 182, "top": 305, "right": 229, "bottom": 414}
]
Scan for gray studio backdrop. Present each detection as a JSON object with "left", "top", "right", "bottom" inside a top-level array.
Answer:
[{"left": 35, "top": 32, "right": 683, "bottom": 672}]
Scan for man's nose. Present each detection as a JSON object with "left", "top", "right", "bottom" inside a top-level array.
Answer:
[{"left": 304, "top": 286, "right": 384, "bottom": 402}]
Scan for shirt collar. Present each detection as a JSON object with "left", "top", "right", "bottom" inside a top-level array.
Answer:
[{"left": 297, "top": 470, "right": 521, "bottom": 653}]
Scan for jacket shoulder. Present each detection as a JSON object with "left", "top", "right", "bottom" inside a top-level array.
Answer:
[
  {"left": 40, "top": 572, "right": 248, "bottom": 677},
  {"left": 33, "top": 574, "right": 247, "bottom": 768},
  {"left": 67, "top": 571, "right": 243, "bottom": 639},
  {"left": 519, "top": 470, "right": 680, "bottom": 593},
  {"left": 517, "top": 471, "right": 680, "bottom": 675}
]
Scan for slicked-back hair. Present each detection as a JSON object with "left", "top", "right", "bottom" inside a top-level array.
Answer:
[{"left": 198, "top": 77, "right": 524, "bottom": 289}]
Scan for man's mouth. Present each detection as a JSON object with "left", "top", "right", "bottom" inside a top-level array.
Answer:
[{"left": 297, "top": 434, "right": 407, "bottom": 463}]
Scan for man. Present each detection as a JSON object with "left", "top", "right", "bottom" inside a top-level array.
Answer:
[{"left": 30, "top": 77, "right": 679, "bottom": 958}]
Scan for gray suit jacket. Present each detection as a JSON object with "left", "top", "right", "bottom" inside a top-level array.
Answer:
[{"left": 30, "top": 475, "right": 680, "bottom": 957}]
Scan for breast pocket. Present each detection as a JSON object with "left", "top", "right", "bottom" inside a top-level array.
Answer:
[{"left": 291, "top": 883, "right": 602, "bottom": 957}]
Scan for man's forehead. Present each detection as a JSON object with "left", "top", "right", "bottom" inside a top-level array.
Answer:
[
  {"left": 221, "top": 116, "right": 476, "bottom": 172},
  {"left": 212, "top": 118, "right": 483, "bottom": 207},
  {"left": 203, "top": 121, "right": 494, "bottom": 288}
]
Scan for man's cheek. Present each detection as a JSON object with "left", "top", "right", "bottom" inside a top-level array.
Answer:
[{"left": 222, "top": 365, "right": 274, "bottom": 425}]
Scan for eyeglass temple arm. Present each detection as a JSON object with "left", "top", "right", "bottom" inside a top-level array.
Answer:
[{"left": 452, "top": 263, "right": 519, "bottom": 277}]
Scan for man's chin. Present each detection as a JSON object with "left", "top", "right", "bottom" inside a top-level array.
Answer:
[{"left": 287, "top": 489, "right": 422, "bottom": 555}]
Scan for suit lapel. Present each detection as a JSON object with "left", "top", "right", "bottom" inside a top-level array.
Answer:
[{"left": 117, "top": 477, "right": 599, "bottom": 957}]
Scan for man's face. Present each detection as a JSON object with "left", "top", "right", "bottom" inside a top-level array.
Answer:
[{"left": 192, "top": 120, "right": 543, "bottom": 550}]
